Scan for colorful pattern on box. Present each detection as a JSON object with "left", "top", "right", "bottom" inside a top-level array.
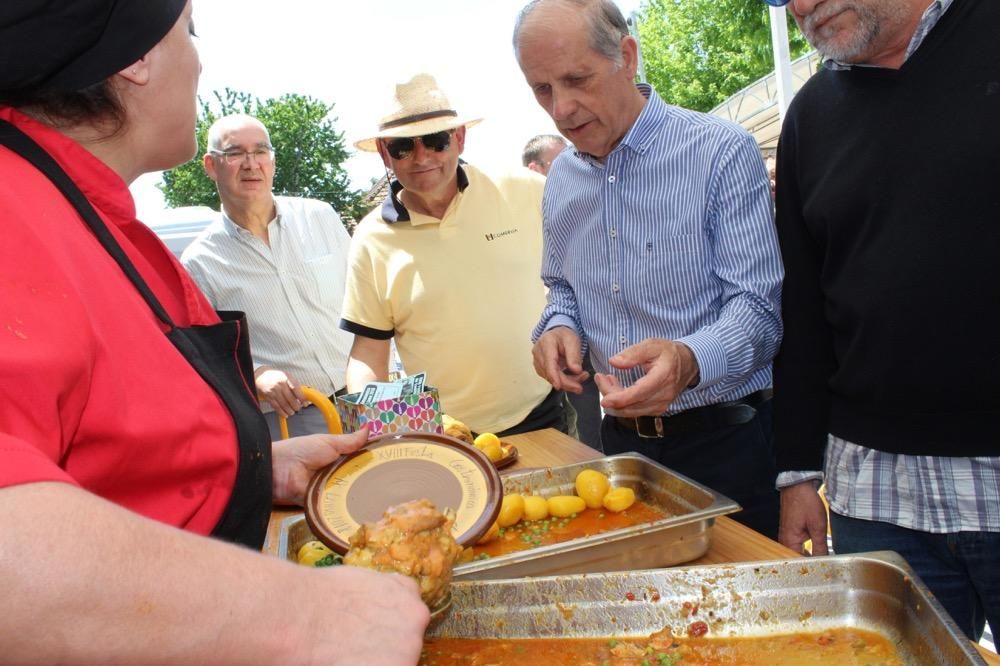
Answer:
[{"left": 336, "top": 388, "right": 443, "bottom": 438}]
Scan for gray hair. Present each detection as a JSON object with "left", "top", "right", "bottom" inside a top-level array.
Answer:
[
  {"left": 206, "top": 114, "right": 272, "bottom": 151},
  {"left": 513, "top": 0, "right": 630, "bottom": 65},
  {"left": 522, "top": 134, "right": 566, "bottom": 166}
]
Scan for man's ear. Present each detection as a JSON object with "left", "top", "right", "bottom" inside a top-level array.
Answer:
[
  {"left": 620, "top": 35, "right": 639, "bottom": 80},
  {"left": 203, "top": 152, "right": 219, "bottom": 181},
  {"left": 454, "top": 126, "right": 467, "bottom": 155},
  {"left": 527, "top": 162, "right": 544, "bottom": 174},
  {"left": 116, "top": 56, "right": 151, "bottom": 86}
]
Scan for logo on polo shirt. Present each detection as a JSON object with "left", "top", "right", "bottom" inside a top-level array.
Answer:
[{"left": 484, "top": 228, "right": 519, "bottom": 241}]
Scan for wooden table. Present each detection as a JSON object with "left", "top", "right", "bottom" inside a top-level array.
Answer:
[{"left": 264, "top": 428, "right": 997, "bottom": 663}]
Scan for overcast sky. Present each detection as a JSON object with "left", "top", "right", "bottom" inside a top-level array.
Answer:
[{"left": 131, "top": 0, "right": 642, "bottom": 220}]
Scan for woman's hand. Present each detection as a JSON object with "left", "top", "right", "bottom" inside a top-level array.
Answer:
[{"left": 271, "top": 426, "right": 369, "bottom": 505}]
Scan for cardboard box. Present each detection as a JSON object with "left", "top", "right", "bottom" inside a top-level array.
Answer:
[{"left": 335, "top": 387, "right": 443, "bottom": 438}]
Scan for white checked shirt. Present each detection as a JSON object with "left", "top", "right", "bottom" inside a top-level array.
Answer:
[
  {"left": 181, "top": 196, "right": 353, "bottom": 412},
  {"left": 779, "top": 0, "right": 1000, "bottom": 533}
]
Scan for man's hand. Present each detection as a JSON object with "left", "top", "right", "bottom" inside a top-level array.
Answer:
[
  {"left": 778, "top": 481, "right": 829, "bottom": 556},
  {"left": 271, "top": 427, "right": 369, "bottom": 505},
  {"left": 255, "top": 367, "right": 305, "bottom": 418},
  {"left": 594, "top": 338, "right": 698, "bottom": 416},
  {"left": 532, "top": 327, "right": 590, "bottom": 394}
]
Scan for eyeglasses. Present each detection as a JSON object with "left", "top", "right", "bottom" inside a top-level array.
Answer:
[
  {"left": 762, "top": 0, "right": 791, "bottom": 6},
  {"left": 209, "top": 146, "right": 274, "bottom": 166},
  {"left": 384, "top": 131, "right": 453, "bottom": 160}
]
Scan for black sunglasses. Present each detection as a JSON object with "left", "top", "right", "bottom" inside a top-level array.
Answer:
[
  {"left": 384, "top": 130, "right": 453, "bottom": 160},
  {"left": 762, "top": 0, "right": 791, "bottom": 5}
]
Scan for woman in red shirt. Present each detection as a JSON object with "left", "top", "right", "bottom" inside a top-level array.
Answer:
[{"left": 0, "top": 2, "right": 427, "bottom": 662}]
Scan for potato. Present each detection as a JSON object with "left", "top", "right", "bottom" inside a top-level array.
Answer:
[
  {"left": 497, "top": 494, "right": 525, "bottom": 527},
  {"left": 522, "top": 495, "right": 549, "bottom": 521},
  {"left": 477, "top": 520, "right": 500, "bottom": 544},
  {"left": 602, "top": 487, "right": 636, "bottom": 513},
  {"left": 547, "top": 495, "right": 586, "bottom": 518},
  {"left": 575, "top": 469, "right": 610, "bottom": 509}
]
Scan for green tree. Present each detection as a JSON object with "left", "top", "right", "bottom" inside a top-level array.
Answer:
[
  {"left": 160, "top": 89, "right": 365, "bottom": 224},
  {"left": 636, "top": 0, "right": 810, "bottom": 113}
]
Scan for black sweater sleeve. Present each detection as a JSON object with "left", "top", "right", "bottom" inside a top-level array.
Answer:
[{"left": 771, "top": 113, "right": 835, "bottom": 473}]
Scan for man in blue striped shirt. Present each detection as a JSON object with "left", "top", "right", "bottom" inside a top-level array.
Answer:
[{"left": 513, "top": 0, "right": 784, "bottom": 538}]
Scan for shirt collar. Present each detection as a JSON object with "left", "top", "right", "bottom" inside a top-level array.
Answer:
[
  {"left": 573, "top": 83, "right": 664, "bottom": 165},
  {"left": 825, "top": 0, "right": 953, "bottom": 71},
  {"left": 381, "top": 163, "right": 469, "bottom": 224},
  {"left": 220, "top": 196, "right": 279, "bottom": 237}
]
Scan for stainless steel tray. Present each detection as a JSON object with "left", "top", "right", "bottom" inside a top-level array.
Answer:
[
  {"left": 278, "top": 453, "right": 740, "bottom": 580},
  {"left": 429, "top": 551, "right": 985, "bottom": 665}
]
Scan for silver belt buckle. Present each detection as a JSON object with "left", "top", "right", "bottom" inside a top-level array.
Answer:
[{"left": 635, "top": 416, "right": 665, "bottom": 439}]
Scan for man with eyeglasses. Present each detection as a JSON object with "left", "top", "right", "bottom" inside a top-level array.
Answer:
[
  {"left": 340, "top": 73, "right": 574, "bottom": 440},
  {"left": 181, "top": 114, "right": 355, "bottom": 440},
  {"left": 514, "top": 0, "right": 783, "bottom": 539},
  {"left": 770, "top": 0, "right": 1000, "bottom": 643}
]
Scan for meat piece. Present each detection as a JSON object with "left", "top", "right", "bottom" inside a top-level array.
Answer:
[{"left": 344, "top": 498, "right": 463, "bottom": 608}]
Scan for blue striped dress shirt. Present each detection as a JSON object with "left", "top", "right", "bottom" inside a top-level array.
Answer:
[{"left": 534, "top": 84, "right": 783, "bottom": 417}]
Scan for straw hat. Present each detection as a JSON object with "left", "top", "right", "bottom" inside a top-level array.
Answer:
[{"left": 355, "top": 73, "right": 482, "bottom": 152}]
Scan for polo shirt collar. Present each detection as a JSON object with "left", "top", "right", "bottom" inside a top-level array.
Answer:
[{"left": 381, "top": 164, "right": 469, "bottom": 224}]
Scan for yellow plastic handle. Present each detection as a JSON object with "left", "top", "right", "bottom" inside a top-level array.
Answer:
[{"left": 275, "top": 385, "right": 344, "bottom": 440}]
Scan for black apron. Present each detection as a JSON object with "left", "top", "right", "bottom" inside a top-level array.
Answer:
[{"left": 0, "top": 119, "right": 272, "bottom": 549}]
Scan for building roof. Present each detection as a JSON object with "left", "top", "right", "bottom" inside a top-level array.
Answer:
[{"left": 709, "top": 50, "right": 823, "bottom": 153}]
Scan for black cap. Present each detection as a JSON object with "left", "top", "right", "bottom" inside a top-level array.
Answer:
[{"left": 0, "top": 0, "right": 188, "bottom": 101}]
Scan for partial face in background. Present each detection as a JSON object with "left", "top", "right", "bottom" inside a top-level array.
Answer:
[
  {"left": 140, "top": 0, "right": 201, "bottom": 170},
  {"left": 203, "top": 119, "right": 276, "bottom": 208},
  {"left": 529, "top": 140, "right": 567, "bottom": 176},
  {"left": 378, "top": 126, "right": 466, "bottom": 197},
  {"left": 787, "top": 0, "right": 917, "bottom": 65},
  {"left": 516, "top": 3, "right": 639, "bottom": 159}
]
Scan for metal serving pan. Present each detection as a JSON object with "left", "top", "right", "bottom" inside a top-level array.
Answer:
[
  {"left": 278, "top": 453, "right": 740, "bottom": 580},
  {"left": 429, "top": 551, "right": 985, "bottom": 665}
]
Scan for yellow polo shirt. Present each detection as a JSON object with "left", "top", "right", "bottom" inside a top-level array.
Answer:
[{"left": 341, "top": 164, "right": 551, "bottom": 433}]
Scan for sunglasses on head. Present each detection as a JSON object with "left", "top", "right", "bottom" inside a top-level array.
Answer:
[{"left": 384, "top": 130, "right": 454, "bottom": 160}]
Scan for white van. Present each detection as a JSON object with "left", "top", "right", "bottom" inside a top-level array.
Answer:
[{"left": 147, "top": 205, "right": 217, "bottom": 258}]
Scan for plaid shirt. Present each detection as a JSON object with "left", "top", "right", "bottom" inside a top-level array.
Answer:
[{"left": 778, "top": 0, "right": 1000, "bottom": 533}]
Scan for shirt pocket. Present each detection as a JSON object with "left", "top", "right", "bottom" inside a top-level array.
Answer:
[
  {"left": 303, "top": 253, "right": 346, "bottom": 309},
  {"left": 642, "top": 233, "right": 704, "bottom": 306}
]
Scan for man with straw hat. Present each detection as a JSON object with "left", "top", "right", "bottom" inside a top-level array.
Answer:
[{"left": 342, "top": 73, "right": 575, "bottom": 440}]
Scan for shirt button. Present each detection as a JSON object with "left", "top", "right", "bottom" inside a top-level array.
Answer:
[
  {"left": 608, "top": 175, "right": 616, "bottom": 183},
  {"left": 619, "top": 336, "right": 627, "bottom": 344},
  {"left": 612, "top": 283, "right": 620, "bottom": 292},
  {"left": 610, "top": 229, "right": 617, "bottom": 238}
]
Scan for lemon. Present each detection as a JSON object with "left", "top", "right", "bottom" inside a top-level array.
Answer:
[
  {"left": 296, "top": 540, "right": 336, "bottom": 566},
  {"left": 480, "top": 440, "right": 504, "bottom": 462},
  {"left": 497, "top": 494, "right": 526, "bottom": 527},
  {"left": 602, "top": 487, "right": 636, "bottom": 513},
  {"left": 474, "top": 432, "right": 501, "bottom": 449},
  {"left": 547, "top": 495, "right": 586, "bottom": 518},
  {"left": 575, "top": 469, "right": 611, "bottom": 509},
  {"left": 523, "top": 495, "right": 549, "bottom": 521}
]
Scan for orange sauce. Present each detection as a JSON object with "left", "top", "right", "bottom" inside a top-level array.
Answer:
[
  {"left": 421, "top": 627, "right": 904, "bottom": 665},
  {"left": 471, "top": 500, "right": 666, "bottom": 559}
]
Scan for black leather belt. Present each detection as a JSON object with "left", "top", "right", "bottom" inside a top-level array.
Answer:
[
  {"left": 615, "top": 389, "right": 772, "bottom": 439},
  {"left": 329, "top": 386, "right": 348, "bottom": 401}
]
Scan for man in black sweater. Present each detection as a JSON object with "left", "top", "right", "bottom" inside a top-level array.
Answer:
[{"left": 771, "top": 0, "right": 999, "bottom": 642}]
